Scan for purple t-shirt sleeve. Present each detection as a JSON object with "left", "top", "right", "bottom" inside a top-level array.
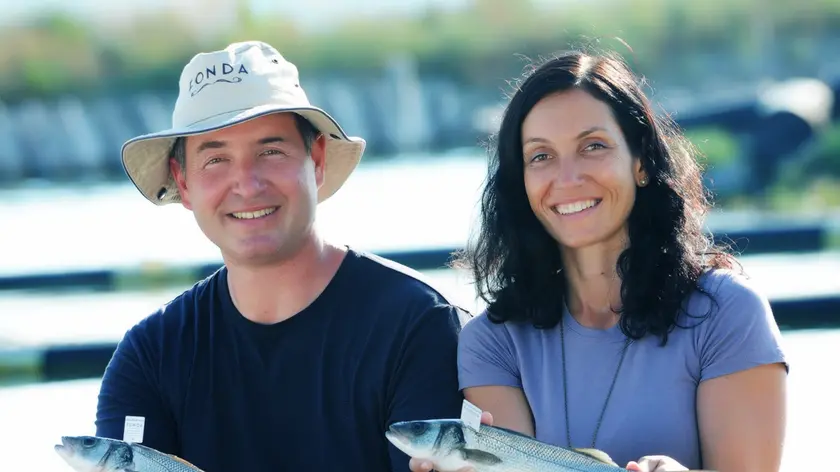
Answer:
[
  {"left": 696, "top": 272, "right": 789, "bottom": 382},
  {"left": 457, "top": 313, "right": 522, "bottom": 390}
]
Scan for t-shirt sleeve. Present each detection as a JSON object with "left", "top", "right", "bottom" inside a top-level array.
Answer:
[
  {"left": 95, "top": 321, "right": 179, "bottom": 455},
  {"left": 697, "top": 271, "right": 789, "bottom": 382},
  {"left": 457, "top": 312, "right": 521, "bottom": 390},
  {"left": 385, "top": 304, "right": 465, "bottom": 471}
]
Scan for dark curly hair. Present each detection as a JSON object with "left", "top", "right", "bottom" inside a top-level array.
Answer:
[{"left": 454, "top": 49, "right": 739, "bottom": 346}]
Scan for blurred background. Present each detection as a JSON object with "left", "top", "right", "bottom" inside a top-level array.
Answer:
[{"left": 1, "top": 0, "right": 839, "bottom": 470}]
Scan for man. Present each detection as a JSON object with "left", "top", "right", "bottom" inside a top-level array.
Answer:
[{"left": 95, "top": 41, "right": 467, "bottom": 472}]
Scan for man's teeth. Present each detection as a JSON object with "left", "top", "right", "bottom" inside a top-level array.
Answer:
[
  {"left": 231, "top": 207, "right": 277, "bottom": 219},
  {"left": 553, "top": 200, "right": 598, "bottom": 215}
]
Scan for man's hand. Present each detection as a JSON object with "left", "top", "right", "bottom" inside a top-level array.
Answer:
[
  {"left": 626, "top": 455, "right": 689, "bottom": 471},
  {"left": 407, "top": 412, "right": 494, "bottom": 472}
]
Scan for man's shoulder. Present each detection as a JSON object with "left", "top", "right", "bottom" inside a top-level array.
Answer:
[
  {"left": 128, "top": 267, "right": 224, "bottom": 339},
  {"left": 344, "top": 248, "right": 472, "bottom": 321},
  {"left": 347, "top": 249, "right": 456, "bottom": 301}
]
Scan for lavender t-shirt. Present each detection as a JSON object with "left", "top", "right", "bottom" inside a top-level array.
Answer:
[{"left": 457, "top": 269, "right": 788, "bottom": 469}]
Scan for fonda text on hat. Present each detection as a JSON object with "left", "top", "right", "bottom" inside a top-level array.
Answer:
[{"left": 189, "top": 63, "right": 250, "bottom": 97}]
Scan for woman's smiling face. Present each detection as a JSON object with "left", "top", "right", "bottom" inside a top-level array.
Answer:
[{"left": 521, "top": 88, "right": 647, "bottom": 250}]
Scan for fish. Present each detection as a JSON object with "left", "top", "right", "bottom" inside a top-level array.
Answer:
[
  {"left": 385, "top": 419, "right": 710, "bottom": 472},
  {"left": 54, "top": 435, "right": 205, "bottom": 472}
]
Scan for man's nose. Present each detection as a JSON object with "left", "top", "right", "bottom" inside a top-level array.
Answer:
[{"left": 231, "top": 160, "right": 266, "bottom": 197}]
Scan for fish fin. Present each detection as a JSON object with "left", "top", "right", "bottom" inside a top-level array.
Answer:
[
  {"left": 131, "top": 443, "right": 204, "bottom": 471},
  {"left": 164, "top": 453, "right": 205, "bottom": 471},
  {"left": 461, "top": 448, "right": 503, "bottom": 465},
  {"left": 572, "top": 447, "right": 619, "bottom": 466},
  {"left": 491, "top": 425, "right": 537, "bottom": 440}
]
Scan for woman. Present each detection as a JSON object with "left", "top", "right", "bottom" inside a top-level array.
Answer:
[{"left": 409, "top": 50, "right": 788, "bottom": 472}]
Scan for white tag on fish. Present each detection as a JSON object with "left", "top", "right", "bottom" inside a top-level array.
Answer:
[
  {"left": 123, "top": 416, "right": 145, "bottom": 444},
  {"left": 460, "top": 399, "right": 482, "bottom": 432}
]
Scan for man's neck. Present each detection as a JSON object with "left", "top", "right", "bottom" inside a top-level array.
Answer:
[{"left": 224, "top": 236, "right": 348, "bottom": 325}]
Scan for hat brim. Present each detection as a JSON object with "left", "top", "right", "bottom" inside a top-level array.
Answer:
[{"left": 121, "top": 103, "right": 366, "bottom": 205}]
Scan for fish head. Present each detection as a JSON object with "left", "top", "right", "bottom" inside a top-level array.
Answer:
[
  {"left": 386, "top": 419, "right": 477, "bottom": 471},
  {"left": 54, "top": 436, "right": 135, "bottom": 471}
]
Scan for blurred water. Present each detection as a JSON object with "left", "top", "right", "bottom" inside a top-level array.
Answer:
[
  {"left": 0, "top": 268, "right": 835, "bottom": 471},
  {"left": 0, "top": 153, "right": 488, "bottom": 278},
  {"left": 0, "top": 254, "right": 838, "bottom": 352},
  {"left": 3, "top": 153, "right": 839, "bottom": 280}
]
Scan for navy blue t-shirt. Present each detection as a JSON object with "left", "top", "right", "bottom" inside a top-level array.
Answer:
[{"left": 95, "top": 249, "right": 468, "bottom": 472}]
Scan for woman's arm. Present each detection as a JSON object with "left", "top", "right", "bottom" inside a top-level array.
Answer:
[
  {"left": 628, "top": 273, "right": 788, "bottom": 472},
  {"left": 692, "top": 273, "right": 789, "bottom": 472},
  {"left": 697, "top": 362, "right": 787, "bottom": 472},
  {"left": 463, "top": 385, "right": 535, "bottom": 437}
]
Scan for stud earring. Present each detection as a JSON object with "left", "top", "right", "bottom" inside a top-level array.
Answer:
[{"left": 639, "top": 177, "right": 648, "bottom": 187}]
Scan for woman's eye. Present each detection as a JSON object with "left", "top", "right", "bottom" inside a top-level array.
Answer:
[{"left": 584, "top": 142, "right": 607, "bottom": 152}]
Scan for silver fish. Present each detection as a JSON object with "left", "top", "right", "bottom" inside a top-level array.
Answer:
[
  {"left": 54, "top": 435, "right": 205, "bottom": 472},
  {"left": 386, "top": 419, "right": 709, "bottom": 472}
]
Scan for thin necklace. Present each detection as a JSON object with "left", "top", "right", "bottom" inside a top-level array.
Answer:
[{"left": 559, "top": 314, "right": 632, "bottom": 449}]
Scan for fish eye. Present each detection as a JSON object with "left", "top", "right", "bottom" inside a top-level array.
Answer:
[
  {"left": 410, "top": 423, "right": 429, "bottom": 436},
  {"left": 82, "top": 438, "right": 97, "bottom": 448}
]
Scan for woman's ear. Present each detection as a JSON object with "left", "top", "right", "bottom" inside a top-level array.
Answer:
[{"left": 634, "top": 158, "right": 649, "bottom": 187}]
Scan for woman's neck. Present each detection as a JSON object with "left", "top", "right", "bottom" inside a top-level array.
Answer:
[{"left": 560, "top": 237, "right": 627, "bottom": 329}]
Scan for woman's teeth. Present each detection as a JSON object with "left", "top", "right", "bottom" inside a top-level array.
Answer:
[{"left": 553, "top": 199, "right": 599, "bottom": 215}]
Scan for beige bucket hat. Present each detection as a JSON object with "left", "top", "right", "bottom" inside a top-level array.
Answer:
[{"left": 120, "top": 41, "right": 366, "bottom": 205}]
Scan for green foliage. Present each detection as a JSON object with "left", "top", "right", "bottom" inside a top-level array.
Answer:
[
  {"left": 1, "top": 0, "right": 838, "bottom": 212},
  {"left": 684, "top": 126, "right": 741, "bottom": 169},
  {"left": 800, "top": 123, "right": 840, "bottom": 178},
  {"left": 1, "top": 0, "right": 839, "bottom": 99},
  {"left": 760, "top": 123, "right": 840, "bottom": 212}
]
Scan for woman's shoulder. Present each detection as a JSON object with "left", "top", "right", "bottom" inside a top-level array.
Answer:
[
  {"left": 684, "top": 268, "right": 788, "bottom": 378},
  {"left": 461, "top": 308, "right": 510, "bottom": 340},
  {"left": 462, "top": 307, "right": 541, "bottom": 335},
  {"left": 460, "top": 307, "right": 547, "bottom": 351},
  {"left": 691, "top": 267, "right": 772, "bottom": 318},
  {"left": 683, "top": 267, "right": 784, "bottom": 350}
]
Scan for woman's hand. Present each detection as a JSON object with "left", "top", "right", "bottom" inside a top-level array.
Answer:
[
  {"left": 407, "top": 412, "right": 495, "bottom": 472},
  {"left": 407, "top": 414, "right": 689, "bottom": 472},
  {"left": 626, "top": 455, "right": 689, "bottom": 471}
]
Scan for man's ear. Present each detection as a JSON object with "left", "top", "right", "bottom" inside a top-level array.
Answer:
[
  {"left": 311, "top": 134, "right": 327, "bottom": 189},
  {"left": 170, "top": 158, "right": 192, "bottom": 210}
]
